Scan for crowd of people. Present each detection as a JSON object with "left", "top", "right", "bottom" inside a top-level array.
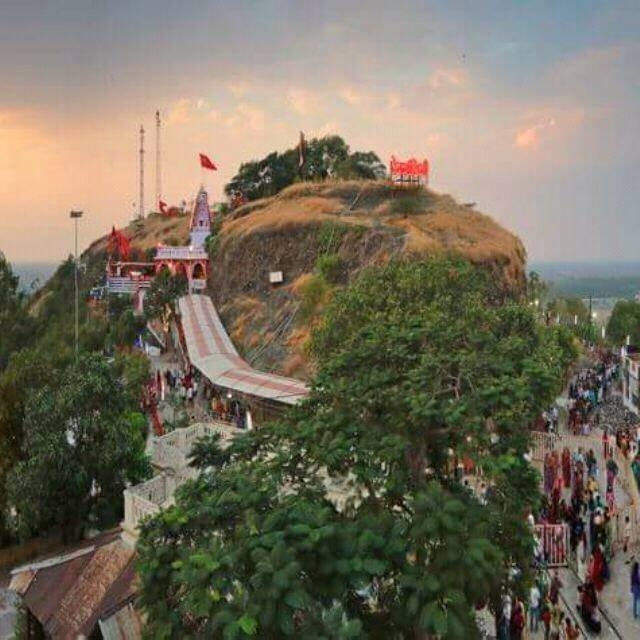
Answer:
[
  {"left": 566, "top": 360, "right": 617, "bottom": 435},
  {"left": 538, "top": 445, "right": 619, "bottom": 633},
  {"left": 494, "top": 353, "right": 640, "bottom": 639},
  {"left": 157, "top": 365, "right": 249, "bottom": 429}
]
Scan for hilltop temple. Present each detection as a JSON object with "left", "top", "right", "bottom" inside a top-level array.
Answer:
[
  {"left": 153, "top": 186, "right": 211, "bottom": 290},
  {"left": 106, "top": 187, "right": 213, "bottom": 310}
]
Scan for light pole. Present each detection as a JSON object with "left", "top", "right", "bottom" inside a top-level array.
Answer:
[{"left": 70, "top": 210, "right": 83, "bottom": 359}]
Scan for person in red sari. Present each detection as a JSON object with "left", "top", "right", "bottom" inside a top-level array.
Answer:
[
  {"left": 562, "top": 447, "right": 571, "bottom": 488},
  {"left": 588, "top": 545, "right": 605, "bottom": 591},
  {"left": 551, "top": 473, "right": 563, "bottom": 523}
]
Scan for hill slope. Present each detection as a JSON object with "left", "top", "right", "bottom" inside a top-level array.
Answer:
[
  {"left": 48, "top": 180, "right": 526, "bottom": 380},
  {"left": 209, "top": 181, "right": 526, "bottom": 379}
]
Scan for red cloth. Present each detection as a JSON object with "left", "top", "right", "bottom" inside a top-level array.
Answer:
[
  {"left": 562, "top": 449, "right": 571, "bottom": 487},
  {"left": 199, "top": 153, "right": 217, "bottom": 170}
]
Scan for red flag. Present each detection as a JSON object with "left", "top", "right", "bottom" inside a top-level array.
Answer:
[
  {"left": 159, "top": 201, "right": 167, "bottom": 214},
  {"left": 199, "top": 153, "right": 217, "bottom": 170}
]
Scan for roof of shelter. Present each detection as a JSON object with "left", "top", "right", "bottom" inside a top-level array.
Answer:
[
  {"left": 178, "top": 294, "right": 308, "bottom": 406},
  {"left": 9, "top": 530, "right": 137, "bottom": 639}
]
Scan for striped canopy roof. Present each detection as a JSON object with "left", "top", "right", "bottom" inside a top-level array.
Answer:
[{"left": 178, "top": 295, "right": 308, "bottom": 406}]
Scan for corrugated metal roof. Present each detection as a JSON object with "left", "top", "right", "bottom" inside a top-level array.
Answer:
[
  {"left": 12, "top": 532, "right": 137, "bottom": 640},
  {"left": 179, "top": 294, "right": 309, "bottom": 405},
  {"left": 25, "top": 552, "right": 93, "bottom": 629}
]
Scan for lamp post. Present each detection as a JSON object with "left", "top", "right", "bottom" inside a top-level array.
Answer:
[{"left": 70, "top": 210, "right": 84, "bottom": 359}]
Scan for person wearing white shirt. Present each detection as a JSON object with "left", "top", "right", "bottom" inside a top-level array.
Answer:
[{"left": 529, "top": 584, "right": 541, "bottom": 632}]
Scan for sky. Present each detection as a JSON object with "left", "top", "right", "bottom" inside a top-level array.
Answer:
[{"left": 1, "top": 0, "right": 639, "bottom": 264}]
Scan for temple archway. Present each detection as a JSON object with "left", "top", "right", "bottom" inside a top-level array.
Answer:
[{"left": 192, "top": 262, "right": 206, "bottom": 280}]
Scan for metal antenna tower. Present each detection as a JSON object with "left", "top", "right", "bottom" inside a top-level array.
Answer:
[
  {"left": 139, "top": 124, "right": 145, "bottom": 219},
  {"left": 155, "top": 110, "right": 161, "bottom": 212}
]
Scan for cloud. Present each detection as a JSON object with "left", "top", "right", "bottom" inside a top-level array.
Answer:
[
  {"left": 428, "top": 68, "right": 467, "bottom": 90},
  {"left": 386, "top": 93, "right": 401, "bottom": 110},
  {"left": 166, "top": 98, "right": 193, "bottom": 124},
  {"left": 338, "top": 86, "right": 364, "bottom": 106},
  {"left": 225, "top": 103, "right": 266, "bottom": 132},
  {"left": 286, "top": 88, "right": 318, "bottom": 115},
  {"left": 515, "top": 118, "right": 556, "bottom": 148},
  {"left": 227, "top": 81, "right": 250, "bottom": 98}
]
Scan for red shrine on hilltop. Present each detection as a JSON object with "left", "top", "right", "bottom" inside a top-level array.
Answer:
[{"left": 105, "top": 186, "right": 213, "bottom": 311}]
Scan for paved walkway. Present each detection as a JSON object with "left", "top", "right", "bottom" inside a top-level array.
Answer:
[{"left": 551, "top": 380, "right": 640, "bottom": 638}]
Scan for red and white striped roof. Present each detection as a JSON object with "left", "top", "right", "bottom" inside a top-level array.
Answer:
[{"left": 179, "top": 295, "right": 308, "bottom": 405}]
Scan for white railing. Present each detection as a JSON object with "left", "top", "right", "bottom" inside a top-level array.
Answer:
[
  {"left": 123, "top": 474, "right": 179, "bottom": 533},
  {"left": 107, "top": 276, "right": 152, "bottom": 294},
  {"left": 124, "top": 421, "right": 242, "bottom": 537},
  {"left": 151, "top": 421, "right": 239, "bottom": 472},
  {"left": 191, "top": 279, "right": 206, "bottom": 291},
  {"left": 534, "top": 523, "right": 570, "bottom": 567},
  {"left": 155, "top": 246, "right": 207, "bottom": 260}
]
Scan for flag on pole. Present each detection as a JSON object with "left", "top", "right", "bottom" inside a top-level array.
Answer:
[
  {"left": 199, "top": 153, "right": 217, "bottom": 170},
  {"left": 159, "top": 200, "right": 167, "bottom": 214}
]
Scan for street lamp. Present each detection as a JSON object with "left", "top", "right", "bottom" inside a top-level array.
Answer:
[{"left": 70, "top": 210, "right": 83, "bottom": 359}]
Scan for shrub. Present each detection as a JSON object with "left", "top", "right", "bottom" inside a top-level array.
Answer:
[
  {"left": 299, "top": 274, "right": 330, "bottom": 321},
  {"left": 391, "top": 193, "right": 425, "bottom": 217},
  {"left": 316, "top": 253, "right": 343, "bottom": 284},
  {"left": 317, "top": 221, "right": 347, "bottom": 252}
]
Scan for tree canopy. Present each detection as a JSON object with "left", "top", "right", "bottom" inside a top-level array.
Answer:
[
  {"left": 0, "top": 252, "right": 36, "bottom": 370},
  {"left": 6, "top": 354, "right": 150, "bottom": 542},
  {"left": 606, "top": 299, "right": 640, "bottom": 346},
  {"left": 138, "top": 258, "right": 575, "bottom": 639},
  {"left": 224, "top": 135, "right": 386, "bottom": 202}
]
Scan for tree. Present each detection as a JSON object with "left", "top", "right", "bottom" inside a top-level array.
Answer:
[
  {"left": 138, "top": 258, "right": 575, "bottom": 638},
  {"left": 224, "top": 135, "right": 386, "bottom": 202},
  {"left": 0, "top": 252, "right": 36, "bottom": 369},
  {"left": 144, "top": 269, "right": 188, "bottom": 349},
  {"left": 546, "top": 297, "right": 589, "bottom": 325},
  {"left": 526, "top": 270, "right": 548, "bottom": 306},
  {"left": 606, "top": 300, "right": 640, "bottom": 346},
  {"left": 114, "top": 350, "right": 151, "bottom": 406},
  {"left": 0, "top": 348, "right": 66, "bottom": 544},
  {"left": 6, "top": 354, "right": 150, "bottom": 542}
]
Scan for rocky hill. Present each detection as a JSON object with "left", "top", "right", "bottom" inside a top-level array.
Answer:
[{"left": 61, "top": 180, "right": 527, "bottom": 380}]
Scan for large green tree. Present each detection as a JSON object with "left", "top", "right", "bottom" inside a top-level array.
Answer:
[
  {"left": 144, "top": 269, "right": 188, "bottom": 348},
  {"left": 138, "top": 258, "right": 575, "bottom": 639},
  {"left": 224, "top": 135, "right": 385, "bottom": 202},
  {"left": 0, "top": 348, "right": 66, "bottom": 544},
  {"left": 606, "top": 299, "right": 640, "bottom": 346},
  {"left": 6, "top": 354, "right": 150, "bottom": 542}
]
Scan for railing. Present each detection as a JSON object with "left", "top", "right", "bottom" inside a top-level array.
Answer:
[
  {"left": 151, "top": 421, "right": 240, "bottom": 472},
  {"left": 191, "top": 279, "right": 206, "bottom": 291},
  {"left": 534, "top": 523, "right": 570, "bottom": 567},
  {"left": 106, "top": 276, "right": 153, "bottom": 294},
  {"left": 122, "top": 474, "right": 178, "bottom": 533},
  {"left": 155, "top": 246, "right": 207, "bottom": 260}
]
